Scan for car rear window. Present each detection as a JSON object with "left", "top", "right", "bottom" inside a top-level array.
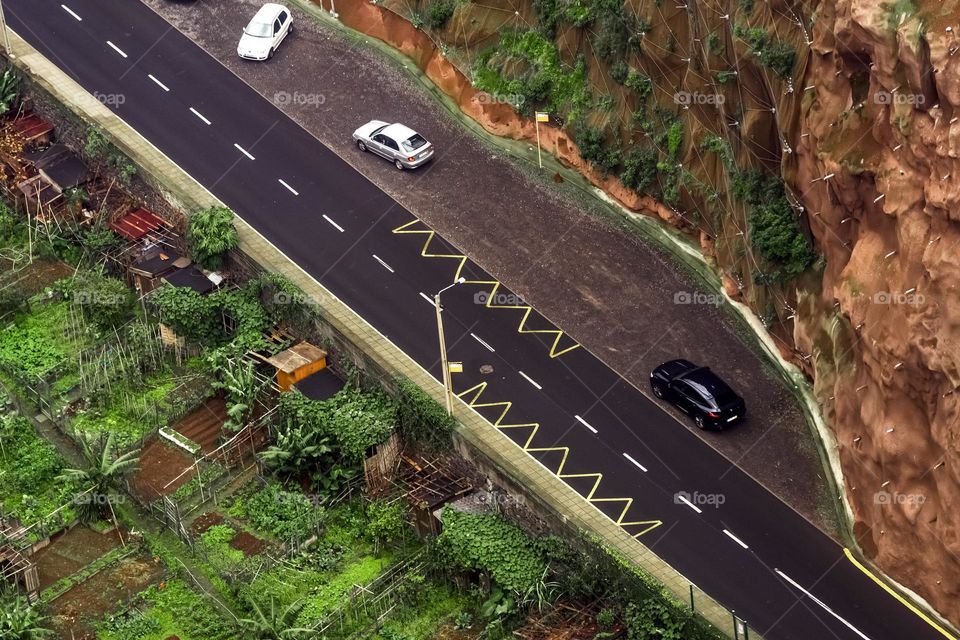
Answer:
[
  {"left": 244, "top": 21, "right": 272, "bottom": 37},
  {"left": 685, "top": 372, "right": 737, "bottom": 407},
  {"left": 401, "top": 134, "right": 428, "bottom": 152}
]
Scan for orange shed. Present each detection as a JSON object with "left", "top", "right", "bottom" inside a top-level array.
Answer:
[{"left": 266, "top": 341, "right": 328, "bottom": 392}]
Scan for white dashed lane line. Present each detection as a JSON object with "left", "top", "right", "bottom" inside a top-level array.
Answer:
[
  {"left": 723, "top": 529, "right": 750, "bottom": 550},
  {"left": 148, "top": 74, "right": 170, "bottom": 92},
  {"left": 622, "top": 452, "right": 647, "bottom": 472},
  {"left": 775, "top": 570, "right": 872, "bottom": 640},
  {"left": 189, "top": 107, "right": 211, "bottom": 125},
  {"left": 322, "top": 215, "right": 344, "bottom": 233},
  {"left": 234, "top": 144, "right": 255, "bottom": 160},
  {"left": 677, "top": 494, "right": 703, "bottom": 514},
  {"left": 575, "top": 415, "right": 597, "bottom": 434},
  {"left": 106, "top": 41, "right": 128, "bottom": 58},
  {"left": 372, "top": 255, "right": 394, "bottom": 273},
  {"left": 471, "top": 333, "right": 495, "bottom": 353},
  {"left": 519, "top": 371, "right": 542, "bottom": 390},
  {"left": 419, "top": 292, "right": 435, "bottom": 306},
  {"left": 61, "top": 4, "right": 82, "bottom": 21},
  {"left": 278, "top": 179, "right": 299, "bottom": 196}
]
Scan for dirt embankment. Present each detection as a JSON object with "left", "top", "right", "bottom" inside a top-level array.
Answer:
[{"left": 789, "top": 0, "right": 960, "bottom": 622}]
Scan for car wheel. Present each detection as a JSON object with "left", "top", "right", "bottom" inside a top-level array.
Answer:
[
  {"left": 357, "top": 140, "right": 367, "bottom": 152},
  {"left": 268, "top": 47, "right": 275, "bottom": 60},
  {"left": 652, "top": 384, "right": 664, "bottom": 399},
  {"left": 394, "top": 159, "right": 405, "bottom": 170},
  {"left": 695, "top": 415, "right": 706, "bottom": 430}
]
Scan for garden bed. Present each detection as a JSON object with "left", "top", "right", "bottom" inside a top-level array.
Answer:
[
  {"left": 31, "top": 526, "right": 124, "bottom": 590},
  {"left": 47, "top": 552, "right": 166, "bottom": 640}
]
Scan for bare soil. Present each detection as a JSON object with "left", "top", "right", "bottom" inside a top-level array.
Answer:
[
  {"left": 30, "top": 526, "right": 124, "bottom": 590},
  {"left": 1, "top": 258, "right": 73, "bottom": 296},
  {"left": 48, "top": 553, "right": 166, "bottom": 640},
  {"left": 190, "top": 511, "right": 268, "bottom": 555},
  {"left": 130, "top": 437, "right": 196, "bottom": 502},
  {"left": 142, "top": 0, "right": 837, "bottom": 534}
]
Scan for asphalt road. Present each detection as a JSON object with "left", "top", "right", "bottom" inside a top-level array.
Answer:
[{"left": 5, "top": 1, "right": 947, "bottom": 638}]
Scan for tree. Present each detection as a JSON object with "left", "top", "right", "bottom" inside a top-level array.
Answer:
[
  {"left": 212, "top": 358, "right": 269, "bottom": 432},
  {"left": 187, "top": 206, "right": 238, "bottom": 270},
  {"left": 56, "top": 433, "right": 138, "bottom": 542},
  {"left": 238, "top": 597, "right": 314, "bottom": 640},
  {"left": 0, "top": 594, "right": 53, "bottom": 639}
]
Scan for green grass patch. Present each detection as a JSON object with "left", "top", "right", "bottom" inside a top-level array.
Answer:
[{"left": 96, "top": 579, "right": 235, "bottom": 640}]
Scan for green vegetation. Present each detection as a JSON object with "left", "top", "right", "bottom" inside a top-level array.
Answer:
[
  {"left": 84, "top": 128, "right": 138, "bottom": 186},
  {"left": 395, "top": 376, "right": 454, "bottom": 450},
  {"left": 0, "top": 302, "right": 85, "bottom": 382},
  {"left": 97, "top": 580, "right": 235, "bottom": 640},
  {"left": 225, "top": 481, "right": 319, "bottom": 541},
  {"left": 620, "top": 147, "right": 658, "bottom": 194},
  {"left": 436, "top": 510, "right": 546, "bottom": 593},
  {"left": 0, "top": 413, "right": 74, "bottom": 536},
  {"left": 574, "top": 126, "right": 621, "bottom": 174},
  {"left": 427, "top": 0, "right": 456, "bottom": 30},
  {"left": 56, "top": 432, "right": 138, "bottom": 527},
  {"left": 187, "top": 206, "right": 239, "bottom": 271},
  {"left": 0, "top": 67, "right": 20, "bottom": 117},
  {"left": 54, "top": 273, "right": 134, "bottom": 333},
  {"left": 0, "top": 593, "right": 53, "bottom": 639},
  {"left": 731, "top": 169, "right": 816, "bottom": 280},
  {"left": 473, "top": 30, "right": 591, "bottom": 120},
  {"left": 734, "top": 24, "right": 796, "bottom": 79}
]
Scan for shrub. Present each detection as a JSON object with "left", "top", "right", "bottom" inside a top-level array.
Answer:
[
  {"left": 610, "top": 60, "right": 629, "bottom": 84},
  {"left": 396, "top": 376, "right": 454, "bottom": 450},
  {"left": 620, "top": 147, "right": 658, "bottom": 194},
  {"left": 187, "top": 206, "right": 238, "bottom": 270},
  {"left": 574, "top": 126, "right": 621, "bottom": 174},
  {"left": 625, "top": 70, "right": 653, "bottom": 99},
  {"left": 666, "top": 120, "right": 684, "bottom": 159},
  {"left": 56, "top": 273, "right": 134, "bottom": 332},
  {"left": 149, "top": 284, "right": 221, "bottom": 343},
  {"left": 735, "top": 24, "right": 795, "bottom": 79},
  {"left": 427, "top": 0, "right": 456, "bottom": 30},
  {"left": 435, "top": 510, "right": 546, "bottom": 593}
]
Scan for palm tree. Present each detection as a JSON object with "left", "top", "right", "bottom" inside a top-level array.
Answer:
[
  {"left": 0, "top": 594, "right": 53, "bottom": 639},
  {"left": 0, "top": 67, "right": 19, "bottom": 116},
  {"left": 238, "top": 596, "right": 314, "bottom": 640},
  {"left": 56, "top": 433, "right": 138, "bottom": 544}
]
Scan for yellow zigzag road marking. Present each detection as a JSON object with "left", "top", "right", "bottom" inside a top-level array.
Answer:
[
  {"left": 458, "top": 382, "right": 662, "bottom": 538},
  {"left": 393, "top": 219, "right": 580, "bottom": 358}
]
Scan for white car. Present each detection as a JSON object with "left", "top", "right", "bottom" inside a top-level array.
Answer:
[
  {"left": 237, "top": 3, "right": 292, "bottom": 61},
  {"left": 352, "top": 121, "right": 435, "bottom": 170}
]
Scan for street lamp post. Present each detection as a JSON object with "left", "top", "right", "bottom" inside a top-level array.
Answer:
[{"left": 434, "top": 277, "right": 465, "bottom": 416}]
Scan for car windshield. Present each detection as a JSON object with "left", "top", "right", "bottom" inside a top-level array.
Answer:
[
  {"left": 244, "top": 20, "right": 272, "bottom": 37},
  {"left": 401, "top": 134, "right": 428, "bottom": 152}
]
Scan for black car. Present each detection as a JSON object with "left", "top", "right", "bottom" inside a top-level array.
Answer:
[{"left": 650, "top": 359, "right": 746, "bottom": 429}]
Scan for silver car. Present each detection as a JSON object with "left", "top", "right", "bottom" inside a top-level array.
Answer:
[{"left": 352, "top": 121, "right": 434, "bottom": 170}]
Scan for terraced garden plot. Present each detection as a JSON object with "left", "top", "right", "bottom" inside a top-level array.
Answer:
[{"left": 31, "top": 526, "right": 123, "bottom": 590}]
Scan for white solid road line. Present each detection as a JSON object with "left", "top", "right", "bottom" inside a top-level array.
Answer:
[
  {"left": 322, "top": 214, "right": 344, "bottom": 233},
  {"left": 61, "top": 5, "right": 82, "bottom": 21},
  {"left": 622, "top": 452, "right": 648, "bottom": 472},
  {"left": 189, "top": 107, "right": 211, "bottom": 125},
  {"left": 419, "top": 292, "right": 435, "bottom": 306},
  {"left": 575, "top": 415, "right": 598, "bottom": 434},
  {"left": 775, "top": 570, "right": 872, "bottom": 640},
  {"left": 372, "top": 255, "right": 394, "bottom": 273},
  {"left": 278, "top": 179, "right": 299, "bottom": 196},
  {"left": 234, "top": 144, "right": 255, "bottom": 160},
  {"left": 723, "top": 529, "right": 750, "bottom": 550},
  {"left": 678, "top": 494, "right": 703, "bottom": 514},
  {"left": 106, "top": 41, "right": 128, "bottom": 58},
  {"left": 471, "top": 333, "right": 495, "bottom": 352},
  {"left": 519, "top": 371, "right": 542, "bottom": 390}
]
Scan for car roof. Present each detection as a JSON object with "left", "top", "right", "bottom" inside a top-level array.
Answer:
[
  {"left": 252, "top": 3, "right": 286, "bottom": 22},
  {"left": 381, "top": 123, "right": 419, "bottom": 142},
  {"left": 679, "top": 367, "right": 738, "bottom": 402}
]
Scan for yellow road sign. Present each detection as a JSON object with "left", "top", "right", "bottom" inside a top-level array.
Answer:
[{"left": 535, "top": 112, "right": 550, "bottom": 122}]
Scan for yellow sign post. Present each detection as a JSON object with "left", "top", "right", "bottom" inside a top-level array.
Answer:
[
  {"left": 535, "top": 112, "right": 549, "bottom": 169},
  {"left": 448, "top": 362, "right": 463, "bottom": 374}
]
